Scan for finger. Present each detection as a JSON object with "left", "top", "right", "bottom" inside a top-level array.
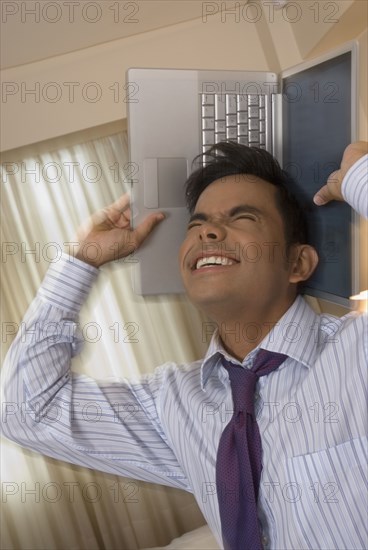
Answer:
[
  {"left": 313, "top": 170, "right": 342, "bottom": 206},
  {"left": 100, "top": 205, "right": 126, "bottom": 227},
  {"left": 133, "top": 213, "right": 165, "bottom": 247},
  {"left": 122, "top": 207, "right": 132, "bottom": 221},
  {"left": 110, "top": 196, "right": 133, "bottom": 228},
  {"left": 111, "top": 193, "right": 131, "bottom": 213},
  {"left": 313, "top": 183, "right": 334, "bottom": 206},
  {"left": 113, "top": 208, "right": 131, "bottom": 229},
  {"left": 102, "top": 198, "right": 133, "bottom": 227}
]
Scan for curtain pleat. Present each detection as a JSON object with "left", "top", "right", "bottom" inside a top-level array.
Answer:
[{"left": 1, "top": 131, "right": 208, "bottom": 549}]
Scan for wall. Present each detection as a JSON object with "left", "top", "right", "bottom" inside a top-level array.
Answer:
[
  {"left": 2, "top": 1, "right": 366, "bottom": 151},
  {"left": 1, "top": 6, "right": 271, "bottom": 152}
]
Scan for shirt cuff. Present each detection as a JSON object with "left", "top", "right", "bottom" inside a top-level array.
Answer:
[
  {"left": 37, "top": 253, "right": 99, "bottom": 315},
  {"left": 342, "top": 154, "right": 368, "bottom": 219}
]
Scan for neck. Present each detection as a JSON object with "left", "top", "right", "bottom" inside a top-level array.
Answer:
[{"left": 205, "top": 296, "right": 296, "bottom": 361}]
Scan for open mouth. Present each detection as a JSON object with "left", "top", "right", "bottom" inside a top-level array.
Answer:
[{"left": 193, "top": 255, "right": 239, "bottom": 270}]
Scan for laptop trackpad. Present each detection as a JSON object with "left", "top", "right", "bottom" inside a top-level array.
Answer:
[{"left": 144, "top": 158, "right": 188, "bottom": 208}]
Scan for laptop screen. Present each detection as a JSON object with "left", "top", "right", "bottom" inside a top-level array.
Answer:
[{"left": 282, "top": 49, "right": 357, "bottom": 306}]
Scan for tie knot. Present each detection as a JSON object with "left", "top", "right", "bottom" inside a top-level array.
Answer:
[
  {"left": 222, "top": 350, "right": 287, "bottom": 415},
  {"left": 252, "top": 349, "right": 288, "bottom": 376},
  {"left": 222, "top": 361, "right": 257, "bottom": 415}
]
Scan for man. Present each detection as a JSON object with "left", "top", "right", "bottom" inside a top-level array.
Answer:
[{"left": 2, "top": 141, "right": 367, "bottom": 550}]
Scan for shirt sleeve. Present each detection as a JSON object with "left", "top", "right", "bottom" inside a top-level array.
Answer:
[
  {"left": 341, "top": 153, "right": 368, "bottom": 218},
  {"left": 1, "top": 254, "right": 190, "bottom": 491}
]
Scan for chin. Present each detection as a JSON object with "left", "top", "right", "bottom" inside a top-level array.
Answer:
[{"left": 187, "top": 287, "right": 233, "bottom": 311}]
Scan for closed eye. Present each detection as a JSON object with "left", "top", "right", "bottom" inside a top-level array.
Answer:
[
  {"left": 232, "top": 214, "right": 257, "bottom": 222},
  {"left": 187, "top": 221, "right": 202, "bottom": 230},
  {"left": 187, "top": 206, "right": 261, "bottom": 230},
  {"left": 187, "top": 213, "right": 207, "bottom": 230},
  {"left": 228, "top": 205, "right": 262, "bottom": 222}
]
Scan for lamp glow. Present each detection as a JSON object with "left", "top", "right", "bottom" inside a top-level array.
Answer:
[
  {"left": 349, "top": 290, "right": 368, "bottom": 313},
  {"left": 350, "top": 290, "right": 368, "bottom": 300}
]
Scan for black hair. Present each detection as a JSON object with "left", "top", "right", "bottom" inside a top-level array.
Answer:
[{"left": 185, "top": 141, "right": 309, "bottom": 250}]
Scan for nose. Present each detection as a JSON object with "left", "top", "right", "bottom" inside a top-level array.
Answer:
[{"left": 199, "top": 222, "right": 226, "bottom": 241}]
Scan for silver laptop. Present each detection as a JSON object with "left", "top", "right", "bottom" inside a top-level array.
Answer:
[{"left": 127, "top": 42, "right": 358, "bottom": 307}]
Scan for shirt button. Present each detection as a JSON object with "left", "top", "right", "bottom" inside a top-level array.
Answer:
[{"left": 261, "top": 535, "right": 269, "bottom": 547}]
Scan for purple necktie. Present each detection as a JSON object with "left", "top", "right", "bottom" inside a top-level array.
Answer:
[{"left": 216, "top": 350, "right": 287, "bottom": 550}]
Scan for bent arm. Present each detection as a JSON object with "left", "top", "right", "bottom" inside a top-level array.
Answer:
[{"left": 1, "top": 254, "right": 189, "bottom": 491}]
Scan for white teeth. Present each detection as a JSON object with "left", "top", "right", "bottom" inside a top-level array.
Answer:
[{"left": 196, "top": 256, "right": 235, "bottom": 269}]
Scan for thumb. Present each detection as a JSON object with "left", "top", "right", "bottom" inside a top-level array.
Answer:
[
  {"left": 313, "top": 184, "right": 333, "bottom": 206},
  {"left": 313, "top": 170, "right": 342, "bottom": 206},
  {"left": 133, "top": 212, "right": 165, "bottom": 248}
]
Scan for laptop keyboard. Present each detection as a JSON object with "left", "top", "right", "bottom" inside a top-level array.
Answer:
[{"left": 200, "top": 93, "right": 270, "bottom": 156}]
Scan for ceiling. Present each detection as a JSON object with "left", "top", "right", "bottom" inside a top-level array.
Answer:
[{"left": 1, "top": 0, "right": 250, "bottom": 70}]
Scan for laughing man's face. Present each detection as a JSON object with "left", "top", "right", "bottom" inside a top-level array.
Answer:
[{"left": 179, "top": 174, "right": 299, "bottom": 318}]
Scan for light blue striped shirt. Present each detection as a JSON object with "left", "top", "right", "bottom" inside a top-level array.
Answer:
[{"left": 2, "top": 155, "right": 368, "bottom": 550}]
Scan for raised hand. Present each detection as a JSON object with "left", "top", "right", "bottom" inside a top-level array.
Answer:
[
  {"left": 313, "top": 141, "right": 368, "bottom": 206},
  {"left": 70, "top": 194, "right": 164, "bottom": 267}
]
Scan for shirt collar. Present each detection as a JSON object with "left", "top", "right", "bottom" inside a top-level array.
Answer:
[{"left": 200, "top": 295, "right": 320, "bottom": 390}]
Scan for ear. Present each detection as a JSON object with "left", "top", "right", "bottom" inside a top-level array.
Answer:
[{"left": 288, "top": 244, "right": 319, "bottom": 284}]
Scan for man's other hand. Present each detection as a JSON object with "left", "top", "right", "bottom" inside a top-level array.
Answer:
[
  {"left": 70, "top": 194, "right": 165, "bottom": 267},
  {"left": 313, "top": 141, "right": 368, "bottom": 206}
]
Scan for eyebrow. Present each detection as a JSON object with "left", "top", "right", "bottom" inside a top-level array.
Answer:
[{"left": 189, "top": 204, "right": 263, "bottom": 224}]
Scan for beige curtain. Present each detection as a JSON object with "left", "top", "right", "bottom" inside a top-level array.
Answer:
[{"left": 0, "top": 129, "right": 209, "bottom": 549}]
